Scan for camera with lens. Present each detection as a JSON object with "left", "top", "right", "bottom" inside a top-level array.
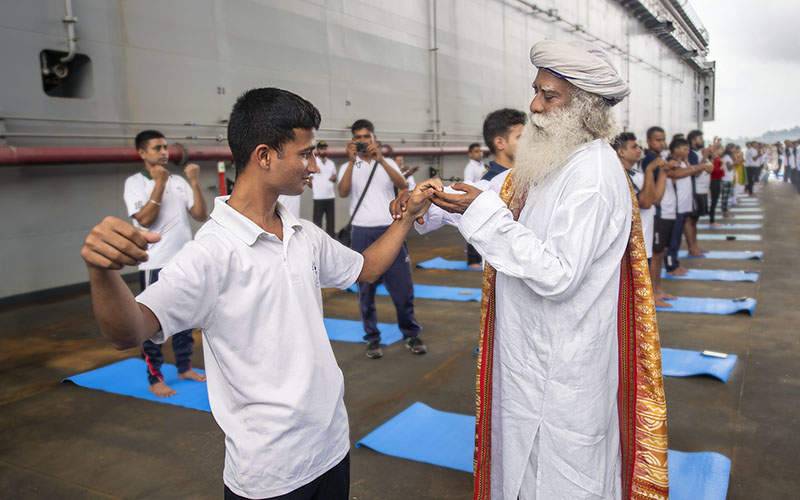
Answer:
[{"left": 355, "top": 142, "right": 368, "bottom": 154}]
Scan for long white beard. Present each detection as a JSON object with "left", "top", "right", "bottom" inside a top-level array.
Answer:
[{"left": 511, "top": 105, "right": 596, "bottom": 203}]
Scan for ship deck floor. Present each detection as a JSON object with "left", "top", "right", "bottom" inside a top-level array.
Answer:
[{"left": 1, "top": 181, "right": 798, "bottom": 499}]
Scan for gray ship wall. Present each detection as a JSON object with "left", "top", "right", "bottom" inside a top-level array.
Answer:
[{"left": 0, "top": 0, "right": 708, "bottom": 298}]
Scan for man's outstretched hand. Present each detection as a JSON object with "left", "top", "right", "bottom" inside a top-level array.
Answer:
[
  {"left": 432, "top": 183, "right": 483, "bottom": 214},
  {"left": 81, "top": 216, "right": 161, "bottom": 270},
  {"left": 391, "top": 179, "right": 444, "bottom": 223}
]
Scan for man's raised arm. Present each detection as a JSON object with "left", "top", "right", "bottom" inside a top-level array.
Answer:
[{"left": 80, "top": 217, "right": 162, "bottom": 349}]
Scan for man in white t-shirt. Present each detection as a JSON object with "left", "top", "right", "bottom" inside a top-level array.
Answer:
[
  {"left": 310, "top": 140, "right": 337, "bottom": 236},
  {"left": 744, "top": 141, "right": 761, "bottom": 195},
  {"left": 81, "top": 88, "right": 436, "bottom": 500},
  {"left": 123, "top": 130, "right": 208, "bottom": 397},
  {"left": 685, "top": 130, "right": 714, "bottom": 257},
  {"left": 463, "top": 142, "right": 486, "bottom": 184},
  {"left": 614, "top": 132, "right": 667, "bottom": 260},
  {"left": 395, "top": 155, "right": 419, "bottom": 189},
  {"left": 642, "top": 127, "right": 678, "bottom": 307},
  {"left": 665, "top": 137, "right": 702, "bottom": 276},
  {"left": 338, "top": 119, "right": 427, "bottom": 360}
]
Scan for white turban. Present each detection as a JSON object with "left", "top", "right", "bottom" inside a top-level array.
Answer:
[{"left": 530, "top": 39, "right": 630, "bottom": 106}]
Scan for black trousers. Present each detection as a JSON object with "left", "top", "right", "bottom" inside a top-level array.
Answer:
[
  {"left": 313, "top": 198, "right": 336, "bottom": 237},
  {"left": 224, "top": 454, "right": 349, "bottom": 500},
  {"left": 745, "top": 166, "right": 760, "bottom": 194},
  {"left": 709, "top": 179, "right": 722, "bottom": 224},
  {"left": 466, "top": 243, "right": 481, "bottom": 265},
  {"left": 139, "top": 269, "right": 195, "bottom": 385}
]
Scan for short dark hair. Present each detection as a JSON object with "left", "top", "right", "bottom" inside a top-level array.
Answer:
[
  {"left": 482, "top": 108, "right": 526, "bottom": 154},
  {"left": 646, "top": 126, "right": 664, "bottom": 140},
  {"left": 468, "top": 142, "right": 482, "bottom": 151},
  {"left": 351, "top": 119, "right": 375, "bottom": 135},
  {"left": 669, "top": 137, "right": 689, "bottom": 152},
  {"left": 227, "top": 88, "right": 321, "bottom": 175},
  {"left": 135, "top": 130, "right": 165, "bottom": 151},
  {"left": 613, "top": 132, "right": 637, "bottom": 151},
  {"left": 687, "top": 129, "right": 703, "bottom": 145}
]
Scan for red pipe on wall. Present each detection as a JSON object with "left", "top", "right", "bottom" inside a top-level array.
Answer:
[{"left": 0, "top": 144, "right": 473, "bottom": 166}]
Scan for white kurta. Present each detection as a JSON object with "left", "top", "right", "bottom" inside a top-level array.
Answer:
[{"left": 418, "top": 139, "right": 632, "bottom": 499}]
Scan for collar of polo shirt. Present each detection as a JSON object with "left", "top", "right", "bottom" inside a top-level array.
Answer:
[{"left": 210, "top": 196, "right": 304, "bottom": 246}]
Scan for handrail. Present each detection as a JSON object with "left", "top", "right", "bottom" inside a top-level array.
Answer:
[{"left": 0, "top": 144, "right": 475, "bottom": 166}]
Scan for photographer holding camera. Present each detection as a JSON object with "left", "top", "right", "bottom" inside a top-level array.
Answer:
[{"left": 337, "top": 119, "right": 427, "bottom": 359}]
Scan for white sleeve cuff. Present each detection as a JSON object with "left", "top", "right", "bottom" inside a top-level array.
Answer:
[{"left": 458, "top": 190, "right": 507, "bottom": 242}]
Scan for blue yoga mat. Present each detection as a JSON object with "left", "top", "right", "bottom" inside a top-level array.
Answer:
[
  {"left": 64, "top": 358, "right": 211, "bottom": 412},
  {"left": 696, "top": 223, "right": 762, "bottom": 230},
  {"left": 668, "top": 450, "right": 731, "bottom": 500},
  {"left": 697, "top": 233, "right": 761, "bottom": 241},
  {"left": 721, "top": 214, "right": 762, "bottom": 220},
  {"left": 656, "top": 296, "right": 756, "bottom": 315},
  {"left": 347, "top": 283, "right": 481, "bottom": 302},
  {"left": 416, "top": 257, "right": 480, "bottom": 271},
  {"left": 324, "top": 318, "right": 403, "bottom": 346},
  {"left": 661, "top": 348, "right": 738, "bottom": 382},
  {"left": 358, "top": 402, "right": 731, "bottom": 500},
  {"left": 357, "top": 402, "right": 474, "bottom": 473},
  {"left": 661, "top": 268, "right": 759, "bottom": 282},
  {"left": 678, "top": 250, "right": 763, "bottom": 260}
]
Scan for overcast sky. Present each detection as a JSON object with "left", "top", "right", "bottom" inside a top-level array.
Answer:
[{"left": 693, "top": 0, "right": 800, "bottom": 139}]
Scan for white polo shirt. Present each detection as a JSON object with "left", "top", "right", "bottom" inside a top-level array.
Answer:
[
  {"left": 692, "top": 149, "right": 710, "bottom": 195},
  {"left": 674, "top": 161, "right": 694, "bottom": 214},
  {"left": 659, "top": 160, "right": 692, "bottom": 219},
  {"left": 311, "top": 157, "right": 337, "bottom": 200},
  {"left": 338, "top": 156, "right": 403, "bottom": 227},
  {"left": 123, "top": 172, "right": 194, "bottom": 270},
  {"left": 136, "top": 196, "right": 363, "bottom": 498},
  {"left": 463, "top": 159, "right": 485, "bottom": 184}
]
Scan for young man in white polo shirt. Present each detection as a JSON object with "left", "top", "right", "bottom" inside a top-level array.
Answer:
[
  {"left": 310, "top": 140, "right": 337, "bottom": 236},
  {"left": 80, "top": 88, "right": 436, "bottom": 499},
  {"left": 338, "top": 119, "right": 427, "bottom": 360},
  {"left": 124, "top": 130, "right": 208, "bottom": 397}
]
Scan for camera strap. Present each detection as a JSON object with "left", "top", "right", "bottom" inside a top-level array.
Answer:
[{"left": 347, "top": 160, "right": 379, "bottom": 226}]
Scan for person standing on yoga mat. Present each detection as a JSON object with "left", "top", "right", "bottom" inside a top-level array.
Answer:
[
  {"left": 337, "top": 118, "right": 428, "bottom": 360},
  {"left": 614, "top": 132, "right": 669, "bottom": 307},
  {"left": 684, "top": 130, "right": 714, "bottom": 257},
  {"left": 81, "top": 88, "right": 436, "bottom": 500},
  {"left": 123, "top": 130, "right": 208, "bottom": 397},
  {"left": 393, "top": 40, "right": 669, "bottom": 500},
  {"left": 645, "top": 126, "right": 678, "bottom": 308}
]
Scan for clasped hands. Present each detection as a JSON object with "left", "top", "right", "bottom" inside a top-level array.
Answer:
[{"left": 391, "top": 178, "right": 484, "bottom": 224}]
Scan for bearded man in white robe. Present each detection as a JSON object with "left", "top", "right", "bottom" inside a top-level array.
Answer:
[{"left": 394, "top": 40, "right": 669, "bottom": 500}]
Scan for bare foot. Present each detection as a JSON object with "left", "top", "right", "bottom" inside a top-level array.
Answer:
[
  {"left": 669, "top": 267, "right": 688, "bottom": 276},
  {"left": 688, "top": 249, "right": 704, "bottom": 257},
  {"left": 468, "top": 263, "right": 483, "bottom": 270},
  {"left": 179, "top": 369, "right": 207, "bottom": 382},
  {"left": 655, "top": 298, "right": 673, "bottom": 308},
  {"left": 655, "top": 291, "right": 677, "bottom": 301},
  {"left": 149, "top": 380, "right": 176, "bottom": 398}
]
